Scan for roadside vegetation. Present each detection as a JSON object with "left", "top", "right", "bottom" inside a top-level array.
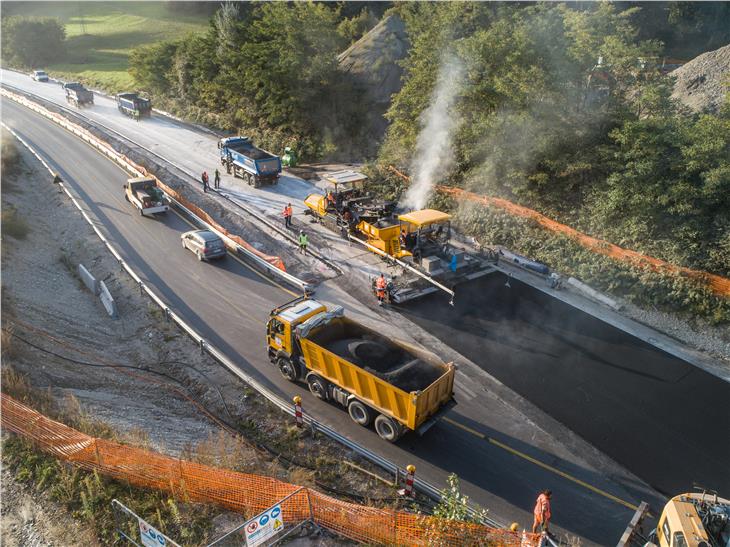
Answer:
[
  {"left": 1, "top": 2, "right": 210, "bottom": 90},
  {"left": 1, "top": 1, "right": 727, "bottom": 321}
]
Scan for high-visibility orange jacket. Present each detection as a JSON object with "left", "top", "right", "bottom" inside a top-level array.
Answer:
[
  {"left": 376, "top": 277, "right": 387, "bottom": 294},
  {"left": 283, "top": 206, "right": 292, "bottom": 217},
  {"left": 533, "top": 494, "right": 551, "bottom": 522}
]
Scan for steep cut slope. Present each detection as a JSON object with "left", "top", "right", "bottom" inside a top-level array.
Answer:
[{"left": 671, "top": 43, "right": 730, "bottom": 113}]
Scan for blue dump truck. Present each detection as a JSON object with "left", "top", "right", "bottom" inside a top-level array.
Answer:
[
  {"left": 218, "top": 136, "right": 281, "bottom": 187},
  {"left": 116, "top": 92, "right": 152, "bottom": 121}
]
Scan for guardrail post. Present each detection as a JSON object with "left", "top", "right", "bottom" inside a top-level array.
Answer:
[
  {"left": 199, "top": 339, "right": 206, "bottom": 355},
  {"left": 138, "top": 280, "right": 144, "bottom": 296},
  {"left": 293, "top": 396, "right": 303, "bottom": 428},
  {"left": 164, "top": 308, "right": 171, "bottom": 323}
]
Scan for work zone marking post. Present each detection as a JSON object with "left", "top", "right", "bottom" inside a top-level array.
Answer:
[
  {"left": 293, "top": 395, "right": 303, "bottom": 428},
  {"left": 399, "top": 464, "right": 416, "bottom": 498}
]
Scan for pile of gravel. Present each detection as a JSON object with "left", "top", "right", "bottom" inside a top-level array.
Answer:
[{"left": 671, "top": 43, "right": 730, "bottom": 113}]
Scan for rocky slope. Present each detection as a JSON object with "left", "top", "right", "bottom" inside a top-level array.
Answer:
[{"left": 671, "top": 43, "right": 730, "bottom": 113}]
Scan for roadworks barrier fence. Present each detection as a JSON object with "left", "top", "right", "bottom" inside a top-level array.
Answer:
[
  {"left": 0, "top": 87, "right": 286, "bottom": 273},
  {"left": 388, "top": 166, "right": 730, "bottom": 298},
  {"left": 1, "top": 394, "right": 539, "bottom": 546}
]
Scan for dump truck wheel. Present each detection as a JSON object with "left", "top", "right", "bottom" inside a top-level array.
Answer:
[
  {"left": 307, "top": 375, "right": 328, "bottom": 400},
  {"left": 278, "top": 358, "right": 298, "bottom": 382},
  {"left": 348, "top": 400, "right": 373, "bottom": 427},
  {"left": 374, "top": 415, "right": 402, "bottom": 442}
]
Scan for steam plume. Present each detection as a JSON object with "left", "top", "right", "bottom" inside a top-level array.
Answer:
[{"left": 402, "top": 54, "right": 465, "bottom": 211}]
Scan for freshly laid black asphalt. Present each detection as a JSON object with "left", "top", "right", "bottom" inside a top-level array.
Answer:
[
  {"left": 8, "top": 96, "right": 721, "bottom": 543},
  {"left": 402, "top": 274, "right": 730, "bottom": 496}
]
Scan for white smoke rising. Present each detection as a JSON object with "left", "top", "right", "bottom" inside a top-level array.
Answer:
[{"left": 402, "top": 54, "right": 465, "bottom": 211}]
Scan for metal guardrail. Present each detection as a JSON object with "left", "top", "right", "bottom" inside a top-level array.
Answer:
[
  {"left": 1, "top": 84, "right": 310, "bottom": 294},
  {"left": 2, "top": 99, "right": 502, "bottom": 527}
]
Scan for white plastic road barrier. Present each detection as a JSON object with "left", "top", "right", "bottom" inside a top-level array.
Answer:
[
  {"left": 99, "top": 280, "right": 118, "bottom": 319},
  {"left": 78, "top": 263, "right": 100, "bottom": 295}
]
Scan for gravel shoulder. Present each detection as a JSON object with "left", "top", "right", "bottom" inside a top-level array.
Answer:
[{"left": 0, "top": 129, "right": 396, "bottom": 546}]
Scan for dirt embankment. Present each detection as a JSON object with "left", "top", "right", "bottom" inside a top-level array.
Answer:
[
  {"left": 671, "top": 43, "right": 730, "bottom": 113},
  {"left": 0, "top": 130, "right": 404, "bottom": 545}
]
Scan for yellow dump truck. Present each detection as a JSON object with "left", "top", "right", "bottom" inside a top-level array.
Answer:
[{"left": 267, "top": 297, "right": 455, "bottom": 441}]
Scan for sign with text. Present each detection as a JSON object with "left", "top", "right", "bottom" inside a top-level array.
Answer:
[
  {"left": 244, "top": 504, "right": 284, "bottom": 547},
  {"left": 138, "top": 518, "right": 166, "bottom": 547}
]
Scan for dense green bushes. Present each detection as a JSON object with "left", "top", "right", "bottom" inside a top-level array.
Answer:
[
  {"left": 129, "top": 2, "right": 371, "bottom": 161},
  {"left": 1, "top": 16, "right": 66, "bottom": 68}
]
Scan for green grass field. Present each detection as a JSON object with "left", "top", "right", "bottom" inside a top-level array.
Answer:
[{"left": 5, "top": 2, "right": 210, "bottom": 91}]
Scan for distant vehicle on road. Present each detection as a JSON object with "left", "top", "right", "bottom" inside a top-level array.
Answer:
[
  {"left": 123, "top": 177, "right": 168, "bottom": 216},
  {"left": 181, "top": 230, "right": 227, "bottom": 261},
  {"left": 63, "top": 82, "right": 94, "bottom": 108},
  {"left": 116, "top": 92, "right": 151, "bottom": 120},
  {"left": 31, "top": 70, "right": 49, "bottom": 82},
  {"left": 218, "top": 136, "right": 281, "bottom": 188}
]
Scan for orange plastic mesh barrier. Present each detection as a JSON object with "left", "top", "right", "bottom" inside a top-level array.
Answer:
[
  {"left": 1, "top": 394, "right": 538, "bottom": 546},
  {"left": 1, "top": 88, "right": 286, "bottom": 272},
  {"left": 388, "top": 166, "right": 730, "bottom": 297}
]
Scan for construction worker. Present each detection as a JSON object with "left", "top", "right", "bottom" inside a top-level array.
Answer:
[
  {"left": 298, "top": 230, "right": 308, "bottom": 254},
  {"left": 375, "top": 273, "right": 387, "bottom": 306},
  {"left": 399, "top": 228, "right": 407, "bottom": 250},
  {"left": 214, "top": 168, "right": 221, "bottom": 189},
  {"left": 326, "top": 190, "right": 335, "bottom": 209},
  {"left": 201, "top": 171, "right": 209, "bottom": 193},
  {"left": 532, "top": 490, "right": 552, "bottom": 534},
  {"left": 283, "top": 203, "right": 293, "bottom": 228}
]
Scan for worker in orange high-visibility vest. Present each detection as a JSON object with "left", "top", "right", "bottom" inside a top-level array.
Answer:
[
  {"left": 283, "top": 203, "right": 293, "bottom": 228},
  {"left": 532, "top": 489, "right": 552, "bottom": 533},
  {"left": 375, "top": 273, "right": 387, "bottom": 306}
]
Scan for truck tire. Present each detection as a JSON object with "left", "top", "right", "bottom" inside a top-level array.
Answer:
[
  {"left": 306, "top": 374, "right": 328, "bottom": 400},
  {"left": 125, "top": 194, "right": 129, "bottom": 202},
  {"left": 374, "top": 414, "right": 403, "bottom": 442},
  {"left": 196, "top": 250, "right": 203, "bottom": 261},
  {"left": 348, "top": 400, "right": 373, "bottom": 427},
  {"left": 278, "top": 358, "right": 299, "bottom": 382},
  {"left": 181, "top": 239, "right": 187, "bottom": 249}
]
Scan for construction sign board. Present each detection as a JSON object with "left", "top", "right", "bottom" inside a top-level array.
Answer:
[
  {"left": 244, "top": 504, "right": 284, "bottom": 546},
  {"left": 138, "top": 518, "right": 167, "bottom": 547}
]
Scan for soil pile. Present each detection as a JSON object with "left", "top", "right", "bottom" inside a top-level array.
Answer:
[
  {"left": 337, "top": 15, "right": 409, "bottom": 145},
  {"left": 671, "top": 43, "right": 730, "bottom": 113}
]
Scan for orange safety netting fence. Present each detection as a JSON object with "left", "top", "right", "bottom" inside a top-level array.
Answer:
[
  {"left": 1, "top": 88, "right": 286, "bottom": 272},
  {"left": 388, "top": 166, "right": 730, "bottom": 298},
  {"left": 0, "top": 394, "right": 538, "bottom": 546}
]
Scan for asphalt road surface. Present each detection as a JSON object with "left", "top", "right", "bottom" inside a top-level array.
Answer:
[
  {"left": 402, "top": 275, "right": 730, "bottom": 496},
  {"left": 3, "top": 96, "right": 682, "bottom": 544}
]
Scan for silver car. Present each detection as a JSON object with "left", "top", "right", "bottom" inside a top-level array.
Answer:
[
  {"left": 31, "top": 70, "right": 49, "bottom": 82},
  {"left": 181, "top": 230, "right": 227, "bottom": 261}
]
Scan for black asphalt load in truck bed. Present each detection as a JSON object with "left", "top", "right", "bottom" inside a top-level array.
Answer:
[
  {"left": 227, "top": 141, "right": 274, "bottom": 160},
  {"left": 309, "top": 319, "right": 444, "bottom": 392}
]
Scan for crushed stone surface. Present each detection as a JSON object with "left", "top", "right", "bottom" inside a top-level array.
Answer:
[{"left": 671, "top": 43, "right": 730, "bottom": 113}]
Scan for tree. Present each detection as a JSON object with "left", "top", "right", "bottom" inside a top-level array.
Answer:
[{"left": 1, "top": 17, "right": 66, "bottom": 68}]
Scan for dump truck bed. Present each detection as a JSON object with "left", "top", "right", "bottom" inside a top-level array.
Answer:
[{"left": 298, "top": 316, "right": 454, "bottom": 431}]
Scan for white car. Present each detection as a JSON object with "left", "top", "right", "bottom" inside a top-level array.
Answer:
[{"left": 31, "top": 70, "right": 49, "bottom": 82}]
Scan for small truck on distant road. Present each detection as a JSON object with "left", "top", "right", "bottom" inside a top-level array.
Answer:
[
  {"left": 267, "top": 297, "right": 455, "bottom": 441},
  {"left": 124, "top": 177, "right": 169, "bottom": 216},
  {"left": 63, "top": 82, "right": 94, "bottom": 107},
  {"left": 218, "top": 136, "right": 281, "bottom": 187}
]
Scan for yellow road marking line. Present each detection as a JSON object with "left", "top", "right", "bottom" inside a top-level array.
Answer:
[{"left": 441, "top": 416, "right": 639, "bottom": 511}]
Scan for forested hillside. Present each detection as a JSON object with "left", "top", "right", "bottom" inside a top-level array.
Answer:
[{"left": 3, "top": 1, "right": 728, "bottom": 320}]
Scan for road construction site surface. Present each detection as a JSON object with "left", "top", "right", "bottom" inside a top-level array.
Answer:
[
  {"left": 402, "top": 275, "right": 730, "bottom": 496},
  {"left": 2, "top": 82, "right": 683, "bottom": 544}
]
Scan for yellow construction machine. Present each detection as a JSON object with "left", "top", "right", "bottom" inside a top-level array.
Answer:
[
  {"left": 619, "top": 490, "right": 729, "bottom": 547},
  {"left": 304, "top": 172, "right": 495, "bottom": 304}
]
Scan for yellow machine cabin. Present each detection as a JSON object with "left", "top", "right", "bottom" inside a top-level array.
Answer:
[
  {"left": 647, "top": 492, "right": 730, "bottom": 547},
  {"left": 267, "top": 297, "right": 455, "bottom": 441}
]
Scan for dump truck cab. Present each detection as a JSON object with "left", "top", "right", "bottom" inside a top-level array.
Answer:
[{"left": 267, "top": 297, "right": 327, "bottom": 362}]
